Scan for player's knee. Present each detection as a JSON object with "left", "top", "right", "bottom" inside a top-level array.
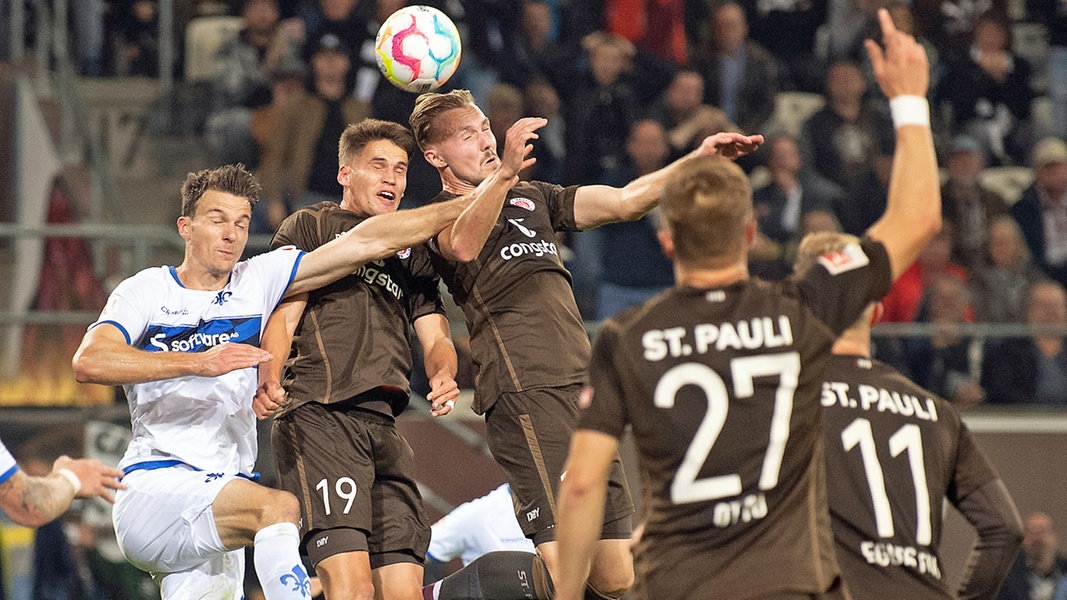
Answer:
[
  {"left": 584, "top": 580, "right": 630, "bottom": 600},
  {"left": 586, "top": 566, "right": 633, "bottom": 598},
  {"left": 261, "top": 488, "right": 301, "bottom": 528},
  {"left": 321, "top": 577, "right": 375, "bottom": 600}
]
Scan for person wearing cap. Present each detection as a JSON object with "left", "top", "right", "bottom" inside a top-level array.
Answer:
[
  {"left": 205, "top": 0, "right": 305, "bottom": 169},
  {"left": 1010, "top": 137, "right": 1067, "bottom": 287},
  {"left": 941, "top": 134, "right": 1009, "bottom": 270},
  {"left": 256, "top": 31, "right": 370, "bottom": 234}
]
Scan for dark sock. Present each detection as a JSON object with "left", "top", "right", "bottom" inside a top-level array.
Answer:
[{"left": 422, "top": 550, "right": 554, "bottom": 599}]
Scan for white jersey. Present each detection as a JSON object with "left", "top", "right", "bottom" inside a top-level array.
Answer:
[
  {"left": 90, "top": 247, "right": 304, "bottom": 475},
  {"left": 428, "top": 483, "right": 534, "bottom": 565},
  {"left": 0, "top": 438, "right": 17, "bottom": 485}
]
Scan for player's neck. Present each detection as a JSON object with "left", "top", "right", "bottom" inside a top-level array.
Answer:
[
  {"left": 674, "top": 262, "right": 748, "bottom": 289},
  {"left": 174, "top": 263, "right": 229, "bottom": 291},
  {"left": 440, "top": 170, "right": 481, "bottom": 196}
]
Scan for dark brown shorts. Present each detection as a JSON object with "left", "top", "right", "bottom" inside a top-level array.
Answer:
[
  {"left": 485, "top": 383, "right": 634, "bottom": 544},
  {"left": 272, "top": 402, "right": 429, "bottom": 567}
]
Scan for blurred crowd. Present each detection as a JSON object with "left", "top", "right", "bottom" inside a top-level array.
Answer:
[{"left": 16, "top": 0, "right": 1067, "bottom": 409}]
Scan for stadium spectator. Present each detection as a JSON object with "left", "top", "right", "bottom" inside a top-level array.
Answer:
[
  {"left": 497, "top": 0, "right": 579, "bottom": 100},
  {"left": 742, "top": 0, "right": 828, "bottom": 92},
  {"left": 205, "top": 0, "right": 305, "bottom": 168},
  {"left": 554, "top": 10, "right": 941, "bottom": 599},
  {"left": 648, "top": 68, "right": 736, "bottom": 162},
  {"left": 795, "top": 231, "right": 1022, "bottom": 600},
  {"left": 750, "top": 133, "right": 843, "bottom": 279},
  {"left": 800, "top": 59, "right": 895, "bottom": 234},
  {"left": 409, "top": 87, "right": 762, "bottom": 600},
  {"left": 982, "top": 280, "right": 1067, "bottom": 406},
  {"left": 256, "top": 32, "right": 370, "bottom": 233},
  {"left": 997, "top": 511, "right": 1067, "bottom": 600},
  {"left": 941, "top": 134, "right": 1009, "bottom": 270},
  {"left": 903, "top": 274, "right": 985, "bottom": 408},
  {"left": 971, "top": 216, "right": 1044, "bottom": 323},
  {"left": 594, "top": 119, "right": 675, "bottom": 319},
  {"left": 563, "top": 31, "right": 641, "bottom": 186},
  {"left": 71, "top": 163, "right": 474, "bottom": 598},
  {"left": 1011, "top": 137, "right": 1067, "bottom": 288},
  {"left": 935, "top": 11, "right": 1035, "bottom": 166},
  {"left": 881, "top": 226, "right": 969, "bottom": 323},
  {"left": 691, "top": 1, "right": 779, "bottom": 135},
  {"left": 0, "top": 437, "right": 124, "bottom": 528}
]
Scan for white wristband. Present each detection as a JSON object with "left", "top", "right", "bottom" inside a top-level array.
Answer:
[
  {"left": 56, "top": 468, "right": 82, "bottom": 495},
  {"left": 889, "top": 95, "right": 930, "bottom": 129}
]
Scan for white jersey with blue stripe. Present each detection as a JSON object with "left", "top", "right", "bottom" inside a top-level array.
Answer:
[
  {"left": 91, "top": 247, "right": 304, "bottom": 475},
  {"left": 0, "top": 438, "right": 18, "bottom": 485}
]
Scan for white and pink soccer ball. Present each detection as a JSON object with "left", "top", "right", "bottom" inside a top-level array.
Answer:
[{"left": 375, "top": 5, "right": 462, "bottom": 93}]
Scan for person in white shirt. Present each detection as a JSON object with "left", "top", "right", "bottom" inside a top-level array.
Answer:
[
  {"left": 0, "top": 437, "right": 124, "bottom": 527},
  {"left": 71, "top": 163, "right": 510, "bottom": 599},
  {"left": 428, "top": 483, "right": 534, "bottom": 566}
]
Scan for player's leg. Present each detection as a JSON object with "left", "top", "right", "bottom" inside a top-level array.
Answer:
[
  {"left": 113, "top": 467, "right": 259, "bottom": 599},
  {"left": 211, "top": 477, "right": 310, "bottom": 599},
  {"left": 484, "top": 386, "right": 636, "bottom": 599},
  {"left": 422, "top": 550, "right": 555, "bottom": 600},
  {"left": 316, "top": 549, "right": 376, "bottom": 600},
  {"left": 271, "top": 403, "right": 381, "bottom": 600},
  {"left": 369, "top": 418, "right": 431, "bottom": 600}
]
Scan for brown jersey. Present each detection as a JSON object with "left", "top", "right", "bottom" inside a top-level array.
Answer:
[
  {"left": 580, "top": 238, "right": 892, "bottom": 600},
  {"left": 271, "top": 202, "right": 445, "bottom": 416},
  {"left": 427, "top": 181, "right": 589, "bottom": 413},
  {"left": 822, "top": 354, "right": 1000, "bottom": 600}
]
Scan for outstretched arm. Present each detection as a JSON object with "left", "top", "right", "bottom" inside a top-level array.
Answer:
[
  {"left": 572, "top": 131, "right": 764, "bottom": 230},
  {"left": 288, "top": 198, "right": 466, "bottom": 296},
  {"left": 0, "top": 456, "right": 126, "bottom": 527},
  {"left": 862, "top": 8, "right": 942, "bottom": 281},
  {"left": 436, "top": 117, "right": 545, "bottom": 262},
  {"left": 73, "top": 322, "right": 273, "bottom": 386}
]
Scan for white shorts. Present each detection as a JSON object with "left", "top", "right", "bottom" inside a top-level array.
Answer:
[{"left": 113, "top": 466, "right": 245, "bottom": 599}]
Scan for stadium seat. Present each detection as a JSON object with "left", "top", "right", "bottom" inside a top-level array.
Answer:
[
  {"left": 183, "top": 15, "right": 243, "bottom": 83},
  {"left": 767, "top": 92, "right": 825, "bottom": 137},
  {"left": 979, "top": 166, "right": 1034, "bottom": 206}
]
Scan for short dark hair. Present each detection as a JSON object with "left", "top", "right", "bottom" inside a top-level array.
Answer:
[
  {"left": 339, "top": 118, "right": 416, "bottom": 166},
  {"left": 180, "top": 164, "right": 261, "bottom": 217}
]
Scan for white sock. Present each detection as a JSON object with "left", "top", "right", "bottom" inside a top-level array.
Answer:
[{"left": 254, "top": 522, "right": 311, "bottom": 599}]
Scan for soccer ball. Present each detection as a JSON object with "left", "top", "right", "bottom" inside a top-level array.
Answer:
[{"left": 375, "top": 5, "right": 462, "bottom": 93}]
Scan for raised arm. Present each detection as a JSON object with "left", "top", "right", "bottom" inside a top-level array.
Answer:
[
  {"left": 436, "top": 117, "right": 544, "bottom": 262},
  {"left": 571, "top": 131, "right": 764, "bottom": 230},
  {"left": 253, "top": 294, "right": 307, "bottom": 420},
  {"left": 862, "top": 8, "right": 942, "bottom": 281},
  {"left": 73, "top": 322, "right": 273, "bottom": 386},
  {"left": 0, "top": 456, "right": 126, "bottom": 527}
]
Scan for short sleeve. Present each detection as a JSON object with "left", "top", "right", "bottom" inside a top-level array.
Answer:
[
  {"left": 529, "top": 181, "right": 579, "bottom": 232},
  {"left": 272, "top": 208, "right": 324, "bottom": 251},
  {"left": 795, "top": 237, "right": 893, "bottom": 335},
  {"left": 90, "top": 273, "right": 156, "bottom": 345},
  {"left": 428, "top": 506, "right": 473, "bottom": 562}
]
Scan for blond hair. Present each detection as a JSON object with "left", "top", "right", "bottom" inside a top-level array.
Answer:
[
  {"left": 660, "top": 155, "right": 752, "bottom": 268},
  {"left": 409, "top": 89, "right": 476, "bottom": 150},
  {"left": 793, "top": 231, "right": 862, "bottom": 277}
]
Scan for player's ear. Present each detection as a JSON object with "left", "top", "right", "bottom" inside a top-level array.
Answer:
[
  {"left": 337, "top": 164, "right": 349, "bottom": 187},
  {"left": 177, "top": 215, "right": 191, "bottom": 240},
  {"left": 657, "top": 228, "right": 675, "bottom": 259},
  {"left": 423, "top": 147, "right": 447, "bottom": 169}
]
